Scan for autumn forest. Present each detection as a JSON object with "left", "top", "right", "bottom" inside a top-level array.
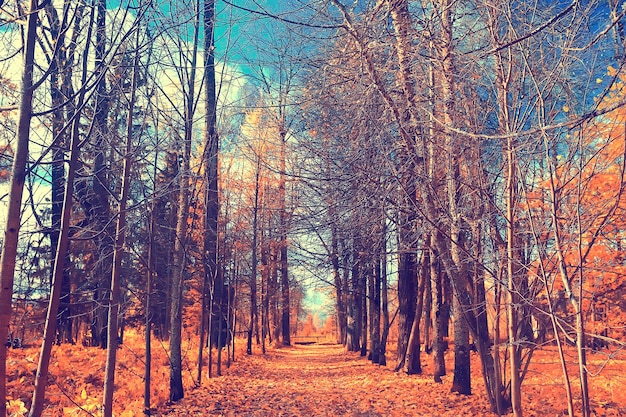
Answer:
[{"left": 1, "top": 0, "right": 626, "bottom": 416}]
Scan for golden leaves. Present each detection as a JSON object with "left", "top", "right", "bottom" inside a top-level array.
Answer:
[{"left": 6, "top": 399, "right": 27, "bottom": 417}]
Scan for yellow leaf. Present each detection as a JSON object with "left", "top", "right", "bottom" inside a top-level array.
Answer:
[
  {"left": 596, "top": 78, "right": 603, "bottom": 84},
  {"left": 562, "top": 105, "right": 570, "bottom": 112},
  {"left": 81, "top": 387, "right": 88, "bottom": 400},
  {"left": 608, "top": 65, "right": 618, "bottom": 76},
  {"left": 7, "top": 399, "right": 27, "bottom": 417}
]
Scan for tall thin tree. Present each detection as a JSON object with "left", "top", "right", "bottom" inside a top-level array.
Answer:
[{"left": 0, "top": 2, "right": 40, "bottom": 414}]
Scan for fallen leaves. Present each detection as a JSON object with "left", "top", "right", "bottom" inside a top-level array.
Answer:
[
  {"left": 155, "top": 344, "right": 494, "bottom": 417},
  {"left": 6, "top": 333, "right": 625, "bottom": 416},
  {"left": 155, "top": 343, "right": 626, "bottom": 417}
]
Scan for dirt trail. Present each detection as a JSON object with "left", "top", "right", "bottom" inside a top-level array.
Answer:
[{"left": 155, "top": 343, "right": 492, "bottom": 417}]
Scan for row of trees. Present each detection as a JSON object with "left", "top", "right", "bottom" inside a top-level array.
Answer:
[
  {"left": 1, "top": 0, "right": 311, "bottom": 412},
  {"left": 0, "top": 0, "right": 226, "bottom": 414},
  {"left": 1, "top": 0, "right": 626, "bottom": 416},
  {"left": 291, "top": 1, "right": 626, "bottom": 417}
]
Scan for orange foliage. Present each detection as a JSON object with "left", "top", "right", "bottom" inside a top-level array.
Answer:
[
  {"left": 5, "top": 329, "right": 242, "bottom": 416},
  {"left": 0, "top": 144, "right": 13, "bottom": 182},
  {"left": 525, "top": 66, "right": 626, "bottom": 339}
]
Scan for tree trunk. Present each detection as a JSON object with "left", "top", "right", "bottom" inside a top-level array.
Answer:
[
  {"left": 144, "top": 174, "right": 156, "bottom": 413},
  {"left": 29, "top": 5, "right": 97, "bottom": 412},
  {"left": 432, "top": 252, "right": 449, "bottom": 382},
  {"left": 90, "top": 0, "right": 113, "bottom": 349},
  {"left": 0, "top": 2, "right": 38, "bottom": 415},
  {"left": 451, "top": 290, "right": 471, "bottom": 395},
  {"left": 330, "top": 218, "right": 346, "bottom": 345},
  {"left": 45, "top": 3, "right": 73, "bottom": 345},
  {"left": 248, "top": 160, "right": 261, "bottom": 355},
  {"left": 103, "top": 32, "right": 140, "bottom": 414},
  {"left": 199, "top": 0, "right": 219, "bottom": 382},
  {"left": 270, "top": 246, "right": 280, "bottom": 345},
  {"left": 370, "top": 252, "right": 381, "bottom": 364},
  {"left": 395, "top": 245, "right": 417, "bottom": 370},
  {"left": 348, "top": 242, "right": 362, "bottom": 352},
  {"left": 405, "top": 239, "right": 428, "bottom": 374},
  {"left": 379, "top": 218, "right": 390, "bottom": 366},
  {"left": 279, "top": 124, "right": 290, "bottom": 346},
  {"left": 423, "top": 250, "right": 432, "bottom": 354},
  {"left": 360, "top": 264, "right": 367, "bottom": 357},
  {"left": 261, "top": 237, "right": 269, "bottom": 354},
  {"left": 169, "top": 0, "right": 202, "bottom": 399}
]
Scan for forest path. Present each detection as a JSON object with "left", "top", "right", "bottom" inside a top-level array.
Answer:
[{"left": 155, "top": 343, "right": 492, "bottom": 417}]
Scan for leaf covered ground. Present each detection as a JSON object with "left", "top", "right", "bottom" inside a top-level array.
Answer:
[
  {"left": 155, "top": 343, "right": 626, "bottom": 417},
  {"left": 6, "top": 334, "right": 625, "bottom": 416}
]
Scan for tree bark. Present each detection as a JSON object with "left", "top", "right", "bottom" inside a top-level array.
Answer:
[
  {"left": 451, "top": 290, "right": 471, "bottom": 395},
  {"left": 0, "top": 2, "right": 39, "bottom": 414},
  {"left": 103, "top": 29, "right": 140, "bottom": 414},
  {"left": 45, "top": 2, "right": 73, "bottom": 344},
  {"left": 279, "top": 125, "right": 290, "bottom": 346},
  {"left": 395, "top": 234, "right": 417, "bottom": 370},
  {"left": 199, "top": 0, "right": 219, "bottom": 382},
  {"left": 29, "top": 7, "right": 95, "bottom": 414},
  {"left": 431, "top": 252, "right": 448, "bottom": 382},
  {"left": 248, "top": 160, "right": 261, "bottom": 355},
  {"left": 90, "top": 0, "right": 114, "bottom": 349},
  {"left": 405, "top": 239, "right": 428, "bottom": 374}
]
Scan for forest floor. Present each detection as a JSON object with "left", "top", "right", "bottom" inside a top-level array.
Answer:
[
  {"left": 155, "top": 343, "right": 626, "bottom": 417},
  {"left": 5, "top": 333, "right": 626, "bottom": 416}
]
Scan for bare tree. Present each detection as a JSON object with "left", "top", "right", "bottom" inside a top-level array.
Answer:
[{"left": 0, "top": 2, "right": 40, "bottom": 414}]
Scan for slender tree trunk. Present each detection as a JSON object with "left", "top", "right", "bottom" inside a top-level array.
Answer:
[
  {"left": 436, "top": 0, "right": 471, "bottom": 397},
  {"left": 547, "top": 159, "right": 591, "bottom": 417},
  {"left": 170, "top": 0, "right": 201, "bottom": 399},
  {"left": 144, "top": 180, "right": 156, "bottom": 413},
  {"left": 349, "top": 241, "right": 362, "bottom": 352},
  {"left": 485, "top": 5, "right": 523, "bottom": 409},
  {"left": 279, "top": 126, "right": 290, "bottom": 346},
  {"left": 379, "top": 217, "right": 390, "bottom": 366},
  {"left": 423, "top": 251, "right": 432, "bottom": 354},
  {"left": 405, "top": 241, "right": 427, "bottom": 374},
  {"left": 102, "top": 32, "right": 140, "bottom": 415},
  {"left": 506, "top": 137, "right": 522, "bottom": 415},
  {"left": 230, "top": 261, "right": 238, "bottom": 363},
  {"left": 370, "top": 252, "right": 381, "bottom": 364},
  {"left": 395, "top": 239, "right": 417, "bottom": 370},
  {"left": 29, "top": 7, "right": 95, "bottom": 413},
  {"left": 330, "top": 213, "right": 346, "bottom": 345},
  {"left": 360, "top": 264, "right": 367, "bottom": 357},
  {"left": 270, "top": 247, "right": 280, "bottom": 345},
  {"left": 207, "top": 274, "right": 216, "bottom": 379},
  {"left": 451, "top": 290, "right": 471, "bottom": 395},
  {"left": 248, "top": 160, "right": 260, "bottom": 355},
  {"left": 261, "top": 237, "right": 269, "bottom": 354},
  {"left": 432, "top": 252, "right": 448, "bottom": 382},
  {"left": 197, "top": 274, "right": 209, "bottom": 382},
  {"left": 202, "top": 0, "right": 220, "bottom": 377},
  {"left": 0, "top": 9, "right": 39, "bottom": 392},
  {"left": 45, "top": 3, "right": 73, "bottom": 344},
  {"left": 91, "top": 0, "right": 114, "bottom": 349},
  {"left": 216, "top": 282, "right": 224, "bottom": 376},
  {"left": 169, "top": 85, "right": 192, "bottom": 402}
]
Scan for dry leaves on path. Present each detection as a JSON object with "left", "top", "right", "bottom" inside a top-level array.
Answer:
[{"left": 156, "top": 344, "right": 493, "bottom": 417}]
